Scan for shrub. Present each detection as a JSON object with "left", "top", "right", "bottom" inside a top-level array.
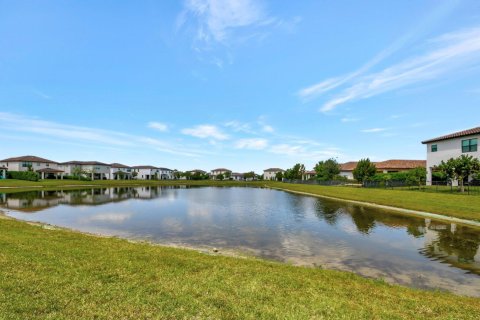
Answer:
[{"left": 7, "top": 171, "right": 40, "bottom": 181}]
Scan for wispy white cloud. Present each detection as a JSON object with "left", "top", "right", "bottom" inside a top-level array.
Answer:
[
  {"left": 224, "top": 120, "right": 254, "bottom": 133},
  {"left": 361, "top": 128, "right": 387, "bottom": 133},
  {"left": 234, "top": 138, "right": 268, "bottom": 150},
  {"left": 314, "top": 26, "right": 480, "bottom": 112},
  {"left": 0, "top": 112, "right": 201, "bottom": 158},
  {"left": 180, "top": 0, "right": 270, "bottom": 44},
  {"left": 148, "top": 122, "right": 169, "bottom": 132},
  {"left": 340, "top": 117, "right": 359, "bottom": 123},
  {"left": 269, "top": 143, "right": 342, "bottom": 160},
  {"left": 32, "top": 89, "right": 51, "bottom": 99},
  {"left": 181, "top": 124, "right": 229, "bottom": 140}
]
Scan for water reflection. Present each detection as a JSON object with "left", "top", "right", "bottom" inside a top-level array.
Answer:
[{"left": 1, "top": 186, "right": 479, "bottom": 296}]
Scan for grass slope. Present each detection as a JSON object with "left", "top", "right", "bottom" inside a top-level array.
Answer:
[{"left": 0, "top": 217, "right": 479, "bottom": 319}]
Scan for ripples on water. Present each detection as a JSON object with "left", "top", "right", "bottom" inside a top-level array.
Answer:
[{"left": 1, "top": 186, "right": 479, "bottom": 296}]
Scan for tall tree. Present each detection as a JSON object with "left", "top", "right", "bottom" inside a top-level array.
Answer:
[
  {"left": 314, "top": 158, "right": 340, "bottom": 181},
  {"left": 275, "top": 171, "right": 283, "bottom": 181},
  {"left": 353, "top": 158, "right": 377, "bottom": 184},
  {"left": 284, "top": 163, "right": 305, "bottom": 180},
  {"left": 437, "top": 155, "right": 480, "bottom": 192}
]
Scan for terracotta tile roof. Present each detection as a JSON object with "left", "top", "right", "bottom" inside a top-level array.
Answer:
[
  {"left": 422, "top": 126, "right": 480, "bottom": 144},
  {"left": 375, "top": 160, "right": 426, "bottom": 170},
  {"left": 340, "top": 160, "right": 425, "bottom": 171},
  {"left": 36, "top": 168, "right": 64, "bottom": 173},
  {"left": 340, "top": 162, "right": 358, "bottom": 171},
  {"left": 110, "top": 163, "right": 131, "bottom": 168},
  {"left": 132, "top": 165, "right": 158, "bottom": 169},
  {"left": 61, "top": 161, "right": 110, "bottom": 166},
  {"left": 264, "top": 168, "right": 285, "bottom": 172},
  {"left": 305, "top": 170, "right": 316, "bottom": 175},
  {"left": 0, "top": 155, "right": 58, "bottom": 164}
]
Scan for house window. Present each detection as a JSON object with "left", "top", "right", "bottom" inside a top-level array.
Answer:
[
  {"left": 462, "top": 138, "right": 478, "bottom": 153},
  {"left": 431, "top": 144, "right": 438, "bottom": 152},
  {"left": 21, "top": 162, "right": 32, "bottom": 168}
]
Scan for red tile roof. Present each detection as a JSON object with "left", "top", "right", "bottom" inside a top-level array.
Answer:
[
  {"left": 340, "top": 160, "right": 425, "bottom": 171},
  {"left": 340, "top": 161, "right": 358, "bottom": 171},
  {"left": 375, "top": 160, "right": 426, "bottom": 170},
  {"left": 422, "top": 126, "right": 480, "bottom": 144},
  {"left": 110, "top": 163, "right": 131, "bottom": 168},
  {"left": 0, "top": 155, "right": 58, "bottom": 164}
]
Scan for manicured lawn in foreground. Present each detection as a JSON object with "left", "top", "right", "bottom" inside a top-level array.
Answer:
[
  {"left": 0, "top": 217, "right": 479, "bottom": 319},
  {"left": 1, "top": 179, "right": 479, "bottom": 222}
]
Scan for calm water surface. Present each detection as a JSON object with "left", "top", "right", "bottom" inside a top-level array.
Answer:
[{"left": 1, "top": 186, "right": 479, "bottom": 296}]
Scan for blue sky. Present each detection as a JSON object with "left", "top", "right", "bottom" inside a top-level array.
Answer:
[{"left": 1, "top": 0, "right": 480, "bottom": 172}]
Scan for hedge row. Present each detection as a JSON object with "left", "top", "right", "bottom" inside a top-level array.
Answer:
[{"left": 7, "top": 171, "right": 40, "bottom": 181}]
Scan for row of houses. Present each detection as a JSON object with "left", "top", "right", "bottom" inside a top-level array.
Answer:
[{"left": 0, "top": 156, "right": 175, "bottom": 180}]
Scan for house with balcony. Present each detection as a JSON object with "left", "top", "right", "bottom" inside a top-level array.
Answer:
[
  {"left": 59, "top": 161, "right": 111, "bottom": 180},
  {"left": 210, "top": 168, "right": 231, "bottom": 180},
  {"left": 231, "top": 172, "right": 244, "bottom": 181},
  {"left": 110, "top": 163, "right": 132, "bottom": 180},
  {"left": 263, "top": 168, "right": 284, "bottom": 180},
  {"left": 422, "top": 126, "right": 479, "bottom": 185},
  {"left": 0, "top": 155, "right": 64, "bottom": 179}
]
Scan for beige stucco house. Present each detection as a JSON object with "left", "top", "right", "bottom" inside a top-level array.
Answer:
[
  {"left": 210, "top": 168, "right": 231, "bottom": 180},
  {"left": 59, "top": 161, "right": 111, "bottom": 180},
  {"left": 339, "top": 160, "right": 426, "bottom": 181}
]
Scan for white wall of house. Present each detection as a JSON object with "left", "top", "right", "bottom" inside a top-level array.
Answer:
[
  {"left": 263, "top": 170, "right": 283, "bottom": 180},
  {"left": 425, "top": 134, "right": 479, "bottom": 185},
  {"left": 59, "top": 163, "right": 111, "bottom": 180},
  {"left": 110, "top": 167, "right": 132, "bottom": 179},
  {"left": 339, "top": 171, "right": 354, "bottom": 180},
  {"left": 210, "top": 170, "right": 231, "bottom": 179},
  {"left": 133, "top": 168, "right": 160, "bottom": 180}
]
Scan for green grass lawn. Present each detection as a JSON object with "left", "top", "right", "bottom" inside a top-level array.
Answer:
[
  {"left": 0, "top": 217, "right": 479, "bottom": 319},
  {"left": 1, "top": 179, "right": 480, "bottom": 221}
]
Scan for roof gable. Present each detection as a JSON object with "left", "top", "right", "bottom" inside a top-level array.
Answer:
[{"left": 422, "top": 126, "right": 480, "bottom": 144}]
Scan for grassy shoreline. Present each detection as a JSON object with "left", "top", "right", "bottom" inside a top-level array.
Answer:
[
  {"left": 1, "top": 179, "right": 479, "bottom": 222},
  {"left": 1, "top": 216, "right": 479, "bottom": 319}
]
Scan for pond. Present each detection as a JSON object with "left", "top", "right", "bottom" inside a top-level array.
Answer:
[{"left": 1, "top": 186, "right": 479, "bottom": 296}]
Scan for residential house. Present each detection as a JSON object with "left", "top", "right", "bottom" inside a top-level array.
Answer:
[
  {"left": 158, "top": 167, "right": 174, "bottom": 180},
  {"left": 231, "top": 172, "right": 244, "bottom": 181},
  {"left": 210, "top": 168, "right": 231, "bottom": 180},
  {"left": 302, "top": 170, "right": 316, "bottom": 180},
  {"left": 263, "top": 168, "right": 284, "bottom": 181},
  {"left": 0, "top": 165, "right": 7, "bottom": 179},
  {"left": 339, "top": 160, "right": 426, "bottom": 181},
  {"left": 0, "top": 155, "right": 64, "bottom": 179},
  {"left": 339, "top": 162, "right": 358, "bottom": 180},
  {"left": 110, "top": 163, "right": 132, "bottom": 180},
  {"left": 60, "top": 161, "right": 111, "bottom": 180},
  {"left": 422, "top": 126, "right": 479, "bottom": 185},
  {"left": 132, "top": 165, "right": 160, "bottom": 180}
]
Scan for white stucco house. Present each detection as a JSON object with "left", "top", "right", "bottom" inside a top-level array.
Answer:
[
  {"left": 210, "top": 168, "right": 231, "bottom": 180},
  {"left": 132, "top": 165, "right": 161, "bottom": 180},
  {"left": 59, "top": 161, "right": 111, "bottom": 180},
  {"left": 158, "top": 167, "right": 174, "bottom": 180},
  {"left": 230, "top": 172, "right": 244, "bottom": 181},
  {"left": 422, "top": 126, "right": 479, "bottom": 185},
  {"left": 110, "top": 163, "right": 133, "bottom": 180},
  {"left": 0, "top": 155, "right": 64, "bottom": 179},
  {"left": 263, "top": 168, "right": 284, "bottom": 180}
]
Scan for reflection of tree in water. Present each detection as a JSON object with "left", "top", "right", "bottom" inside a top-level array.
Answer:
[
  {"left": 348, "top": 206, "right": 376, "bottom": 234},
  {"left": 313, "top": 199, "right": 343, "bottom": 225},
  {"left": 426, "top": 226, "right": 480, "bottom": 264}
]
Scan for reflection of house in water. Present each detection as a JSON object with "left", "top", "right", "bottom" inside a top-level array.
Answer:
[
  {"left": 0, "top": 186, "right": 181, "bottom": 213},
  {"left": 421, "top": 220, "right": 480, "bottom": 274}
]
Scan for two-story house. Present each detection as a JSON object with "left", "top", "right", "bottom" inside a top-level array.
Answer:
[
  {"left": 0, "top": 155, "right": 64, "bottom": 179},
  {"left": 60, "top": 161, "right": 111, "bottom": 180},
  {"left": 158, "top": 167, "right": 174, "bottom": 180},
  {"left": 263, "top": 168, "right": 284, "bottom": 180},
  {"left": 132, "top": 165, "right": 160, "bottom": 180},
  {"left": 110, "top": 163, "right": 132, "bottom": 180},
  {"left": 422, "top": 126, "right": 479, "bottom": 185},
  {"left": 210, "top": 168, "right": 231, "bottom": 180}
]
